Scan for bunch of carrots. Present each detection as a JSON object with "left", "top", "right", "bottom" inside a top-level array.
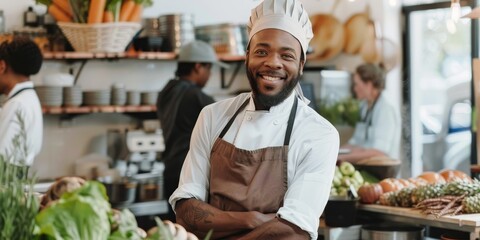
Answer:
[{"left": 36, "top": 0, "right": 153, "bottom": 24}]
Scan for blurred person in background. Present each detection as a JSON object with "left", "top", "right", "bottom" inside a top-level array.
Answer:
[
  {"left": 338, "top": 63, "right": 401, "bottom": 163},
  {"left": 0, "top": 37, "right": 43, "bottom": 168},
  {"left": 156, "top": 40, "right": 228, "bottom": 222}
]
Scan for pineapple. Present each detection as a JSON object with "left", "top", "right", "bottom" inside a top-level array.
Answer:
[
  {"left": 411, "top": 183, "right": 445, "bottom": 205},
  {"left": 462, "top": 193, "right": 480, "bottom": 214},
  {"left": 395, "top": 187, "right": 414, "bottom": 207},
  {"left": 443, "top": 179, "right": 480, "bottom": 197},
  {"left": 379, "top": 191, "right": 397, "bottom": 206}
]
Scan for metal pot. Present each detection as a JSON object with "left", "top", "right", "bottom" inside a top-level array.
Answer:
[
  {"left": 131, "top": 172, "right": 163, "bottom": 202},
  {"left": 103, "top": 180, "right": 138, "bottom": 205},
  {"left": 361, "top": 224, "right": 425, "bottom": 240}
]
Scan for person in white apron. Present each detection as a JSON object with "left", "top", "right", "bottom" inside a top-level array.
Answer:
[
  {"left": 338, "top": 63, "right": 401, "bottom": 163},
  {"left": 0, "top": 37, "right": 43, "bottom": 168},
  {"left": 169, "top": 0, "right": 339, "bottom": 239}
]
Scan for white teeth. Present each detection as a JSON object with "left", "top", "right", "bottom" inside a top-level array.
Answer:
[{"left": 263, "top": 75, "right": 281, "bottom": 82}]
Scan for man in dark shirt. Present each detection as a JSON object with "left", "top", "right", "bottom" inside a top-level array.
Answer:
[{"left": 156, "top": 40, "right": 228, "bottom": 221}]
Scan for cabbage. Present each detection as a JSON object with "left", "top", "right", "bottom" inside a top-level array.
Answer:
[{"left": 34, "top": 181, "right": 111, "bottom": 240}]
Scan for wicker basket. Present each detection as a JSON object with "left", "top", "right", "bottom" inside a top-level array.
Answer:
[{"left": 57, "top": 22, "right": 142, "bottom": 53}]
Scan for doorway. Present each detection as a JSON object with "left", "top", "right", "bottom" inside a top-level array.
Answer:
[{"left": 403, "top": 0, "right": 478, "bottom": 176}]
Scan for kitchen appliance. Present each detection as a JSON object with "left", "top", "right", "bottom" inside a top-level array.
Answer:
[
  {"left": 105, "top": 122, "right": 167, "bottom": 216},
  {"left": 125, "top": 128, "right": 164, "bottom": 173}
]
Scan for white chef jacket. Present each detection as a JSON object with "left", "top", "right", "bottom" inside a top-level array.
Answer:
[
  {"left": 170, "top": 92, "right": 339, "bottom": 240},
  {"left": 348, "top": 93, "right": 401, "bottom": 159},
  {"left": 0, "top": 81, "right": 43, "bottom": 166}
]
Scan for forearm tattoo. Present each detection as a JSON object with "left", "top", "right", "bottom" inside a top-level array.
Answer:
[{"left": 183, "top": 201, "right": 214, "bottom": 230}]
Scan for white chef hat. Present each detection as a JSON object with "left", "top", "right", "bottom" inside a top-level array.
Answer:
[
  {"left": 247, "top": 0, "right": 313, "bottom": 61},
  {"left": 247, "top": 0, "right": 313, "bottom": 104}
]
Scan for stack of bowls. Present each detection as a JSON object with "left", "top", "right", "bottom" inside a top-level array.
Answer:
[
  {"left": 141, "top": 91, "right": 158, "bottom": 105},
  {"left": 127, "top": 91, "right": 141, "bottom": 106},
  {"left": 158, "top": 14, "right": 195, "bottom": 53},
  {"left": 83, "top": 90, "right": 111, "bottom": 106},
  {"left": 35, "top": 86, "right": 63, "bottom": 107},
  {"left": 63, "top": 86, "right": 83, "bottom": 107},
  {"left": 111, "top": 84, "right": 126, "bottom": 106}
]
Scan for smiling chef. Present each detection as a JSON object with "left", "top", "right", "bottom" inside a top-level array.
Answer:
[{"left": 169, "top": 0, "right": 339, "bottom": 239}]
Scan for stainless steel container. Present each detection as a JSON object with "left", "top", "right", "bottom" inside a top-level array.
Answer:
[
  {"left": 131, "top": 172, "right": 163, "bottom": 202},
  {"left": 361, "top": 225, "right": 425, "bottom": 240},
  {"left": 195, "top": 23, "right": 247, "bottom": 55},
  {"left": 158, "top": 14, "right": 195, "bottom": 53},
  {"left": 103, "top": 180, "right": 138, "bottom": 205},
  {"left": 140, "top": 18, "right": 161, "bottom": 38}
]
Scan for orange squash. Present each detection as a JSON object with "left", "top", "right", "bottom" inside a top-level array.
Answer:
[
  {"left": 379, "top": 178, "right": 398, "bottom": 193},
  {"left": 417, "top": 171, "right": 446, "bottom": 184},
  {"left": 358, "top": 183, "right": 384, "bottom": 204},
  {"left": 439, "top": 169, "right": 472, "bottom": 182}
]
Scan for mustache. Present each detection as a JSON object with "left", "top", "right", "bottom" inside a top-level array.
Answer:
[{"left": 258, "top": 70, "right": 286, "bottom": 78}]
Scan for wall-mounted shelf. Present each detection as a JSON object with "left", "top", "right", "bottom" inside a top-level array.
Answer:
[
  {"left": 43, "top": 52, "right": 246, "bottom": 88},
  {"left": 42, "top": 105, "right": 156, "bottom": 114},
  {"left": 42, "top": 105, "right": 158, "bottom": 121},
  {"left": 42, "top": 51, "right": 245, "bottom": 62}
]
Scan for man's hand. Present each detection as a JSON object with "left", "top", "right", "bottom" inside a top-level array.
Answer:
[
  {"left": 237, "top": 217, "right": 310, "bottom": 240},
  {"left": 175, "top": 198, "right": 275, "bottom": 239}
]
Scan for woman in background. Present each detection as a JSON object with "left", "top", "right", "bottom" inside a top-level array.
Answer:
[{"left": 338, "top": 63, "right": 401, "bottom": 163}]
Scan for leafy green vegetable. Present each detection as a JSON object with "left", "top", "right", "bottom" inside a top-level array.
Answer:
[
  {"left": 68, "top": 0, "right": 90, "bottom": 23},
  {"left": 359, "top": 170, "right": 380, "bottom": 184},
  {"left": 108, "top": 209, "right": 142, "bottom": 240},
  {"left": 145, "top": 217, "right": 175, "bottom": 240},
  {"left": 34, "top": 181, "right": 111, "bottom": 240},
  {"left": 318, "top": 97, "right": 361, "bottom": 127},
  {"left": 106, "top": 0, "right": 122, "bottom": 22}
]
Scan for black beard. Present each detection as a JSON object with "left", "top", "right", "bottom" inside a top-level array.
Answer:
[{"left": 247, "top": 69, "right": 300, "bottom": 108}]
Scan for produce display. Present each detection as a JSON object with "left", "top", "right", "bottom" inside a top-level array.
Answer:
[
  {"left": 357, "top": 169, "right": 479, "bottom": 217},
  {"left": 33, "top": 178, "right": 209, "bottom": 240},
  {"left": 36, "top": 0, "right": 153, "bottom": 23},
  {"left": 330, "top": 162, "right": 367, "bottom": 197}
]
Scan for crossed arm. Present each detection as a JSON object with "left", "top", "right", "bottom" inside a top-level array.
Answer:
[{"left": 175, "top": 198, "right": 309, "bottom": 240}]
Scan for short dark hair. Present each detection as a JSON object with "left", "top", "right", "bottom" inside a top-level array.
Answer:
[
  {"left": 355, "top": 63, "right": 385, "bottom": 90},
  {"left": 0, "top": 37, "right": 43, "bottom": 77},
  {"left": 175, "top": 62, "right": 212, "bottom": 78}
]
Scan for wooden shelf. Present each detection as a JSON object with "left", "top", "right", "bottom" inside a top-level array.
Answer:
[
  {"left": 42, "top": 51, "right": 245, "bottom": 62},
  {"left": 42, "top": 105, "right": 157, "bottom": 114}
]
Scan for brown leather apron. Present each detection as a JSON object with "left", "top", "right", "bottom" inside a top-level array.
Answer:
[{"left": 209, "top": 97, "right": 298, "bottom": 213}]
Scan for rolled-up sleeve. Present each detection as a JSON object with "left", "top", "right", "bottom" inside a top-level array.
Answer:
[{"left": 278, "top": 126, "right": 339, "bottom": 240}]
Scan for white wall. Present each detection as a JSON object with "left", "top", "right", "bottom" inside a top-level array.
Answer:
[{"left": 1, "top": 0, "right": 403, "bottom": 180}]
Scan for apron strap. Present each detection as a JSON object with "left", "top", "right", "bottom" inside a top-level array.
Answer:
[
  {"left": 363, "top": 94, "right": 380, "bottom": 140},
  {"left": 219, "top": 98, "right": 250, "bottom": 138},
  {"left": 8, "top": 87, "right": 34, "bottom": 101},
  {"left": 283, "top": 97, "right": 298, "bottom": 146}
]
